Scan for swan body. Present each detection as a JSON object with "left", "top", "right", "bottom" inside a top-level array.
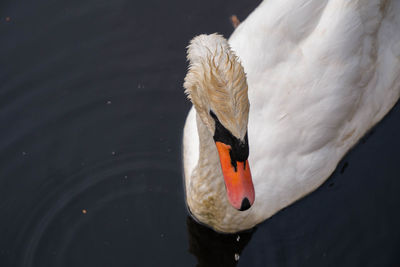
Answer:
[{"left": 183, "top": 0, "right": 400, "bottom": 233}]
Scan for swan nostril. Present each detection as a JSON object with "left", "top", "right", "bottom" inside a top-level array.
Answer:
[{"left": 239, "top": 197, "right": 251, "bottom": 211}]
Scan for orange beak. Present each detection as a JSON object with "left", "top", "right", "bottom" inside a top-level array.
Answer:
[{"left": 215, "top": 142, "right": 255, "bottom": 211}]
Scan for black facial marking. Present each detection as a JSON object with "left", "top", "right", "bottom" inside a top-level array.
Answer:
[
  {"left": 229, "top": 149, "right": 237, "bottom": 172},
  {"left": 210, "top": 110, "right": 249, "bottom": 171}
]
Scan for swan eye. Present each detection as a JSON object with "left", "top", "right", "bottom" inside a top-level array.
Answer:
[{"left": 210, "top": 110, "right": 249, "bottom": 163}]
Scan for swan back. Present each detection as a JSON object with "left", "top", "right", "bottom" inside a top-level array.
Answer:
[{"left": 183, "top": 0, "right": 400, "bottom": 232}]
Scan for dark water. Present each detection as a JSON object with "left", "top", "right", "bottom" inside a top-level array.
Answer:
[{"left": 1, "top": 0, "right": 399, "bottom": 266}]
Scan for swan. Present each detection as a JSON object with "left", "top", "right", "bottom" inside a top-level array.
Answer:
[{"left": 183, "top": 0, "right": 400, "bottom": 233}]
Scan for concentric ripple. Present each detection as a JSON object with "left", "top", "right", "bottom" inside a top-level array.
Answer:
[{"left": 11, "top": 153, "right": 191, "bottom": 267}]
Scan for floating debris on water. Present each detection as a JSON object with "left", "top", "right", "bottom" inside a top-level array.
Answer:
[
  {"left": 82, "top": 209, "right": 87, "bottom": 214},
  {"left": 230, "top": 15, "right": 240, "bottom": 28},
  {"left": 22, "top": 151, "right": 27, "bottom": 156},
  {"left": 106, "top": 100, "right": 112, "bottom": 105},
  {"left": 111, "top": 151, "right": 116, "bottom": 155},
  {"left": 236, "top": 235, "right": 240, "bottom": 242},
  {"left": 234, "top": 253, "right": 240, "bottom": 261},
  {"left": 5, "top": 17, "right": 11, "bottom": 22}
]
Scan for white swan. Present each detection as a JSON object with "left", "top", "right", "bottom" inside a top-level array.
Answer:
[{"left": 183, "top": 0, "right": 400, "bottom": 233}]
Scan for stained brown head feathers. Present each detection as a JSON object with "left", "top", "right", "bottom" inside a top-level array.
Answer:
[{"left": 184, "top": 33, "right": 249, "bottom": 140}]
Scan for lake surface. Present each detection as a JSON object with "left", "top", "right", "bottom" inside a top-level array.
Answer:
[{"left": 1, "top": 0, "right": 399, "bottom": 266}]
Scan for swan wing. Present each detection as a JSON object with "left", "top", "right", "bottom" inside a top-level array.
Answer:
[{"left": 228, "top": 0, "right": 400, "bottom": 221}]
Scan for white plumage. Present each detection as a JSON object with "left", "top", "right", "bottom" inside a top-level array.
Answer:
[{"left": 183, "top": 0, "right": 400, "bottom": 233}]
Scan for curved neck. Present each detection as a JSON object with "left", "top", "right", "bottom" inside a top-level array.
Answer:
[{"left": 186, "top": 114, "right": 232, "bottom": 230}]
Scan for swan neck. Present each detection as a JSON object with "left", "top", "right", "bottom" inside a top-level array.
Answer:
[{"left": 186, "top": 114, "right": 231, "bottom": 229}]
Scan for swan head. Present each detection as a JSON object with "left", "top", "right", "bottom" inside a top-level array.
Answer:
[{"left": 184, "top": 33, "right": 255, "bottom": 211}]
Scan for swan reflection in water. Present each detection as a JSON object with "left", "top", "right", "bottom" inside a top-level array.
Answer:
[{"left": 186, "top": 216, "right": 255, "bottom": 267}]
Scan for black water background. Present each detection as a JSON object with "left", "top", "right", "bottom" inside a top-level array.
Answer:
[{"left": 1, "top": 0, "right": 400, "bottom": 266}]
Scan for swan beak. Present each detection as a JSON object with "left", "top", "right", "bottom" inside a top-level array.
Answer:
[{"left": 215, "top": 142, "right": 255, "bottom": 211}]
